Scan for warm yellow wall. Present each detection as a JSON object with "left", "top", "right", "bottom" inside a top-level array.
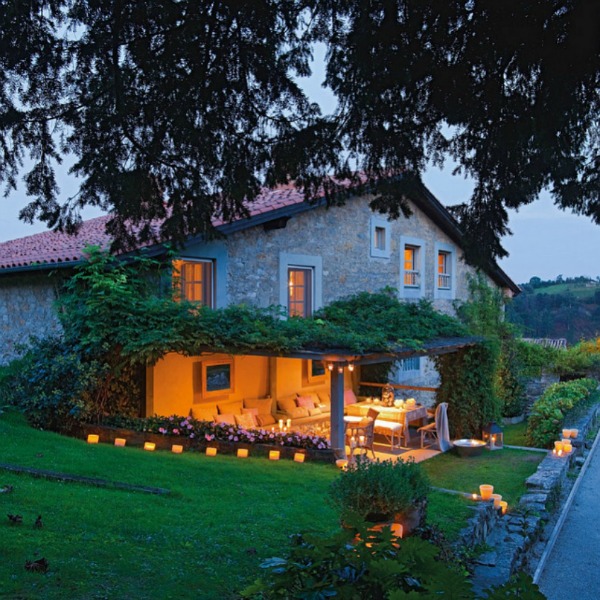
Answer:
[{"left": 148, "top": 352, "right": 270, "bottom": 417}]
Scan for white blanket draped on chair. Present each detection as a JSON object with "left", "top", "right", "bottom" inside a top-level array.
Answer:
[{"left": 436, "top": 403, "right": 452, "bottom": 452}]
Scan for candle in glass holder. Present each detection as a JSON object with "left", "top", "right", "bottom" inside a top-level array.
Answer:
[
  {"left": 499, "top": 501, "right": 508, "bottom": 515},
  {"left": 294, "top": 452, "right": 305, "bottom": 463},
  {"left": 554, "top": 441, "right": 564, "bottom": 452},
  {"left": 562, "top": 429, "right": 571, "bottom": 439},
  {"left": 563, "top": 442, "right": 572, "bottom": 453},
  {"left": 562, "top": 438, "right": 571, "bottom": 445},
  {"left": 358, "top": 435, "right": 365, "bottom": 446},
  {"left": 87, "top": 434, "right": 99, "bottom": 444},
  {"left": 114, "top": 437, "right": 126, "bottom": 447},
  {"left": 206, "top": 447, "right": 217, "bottom": 456},
  {"left": 491, "top": 493, "right": 503, "bottom": 509},
  {"left": 269, "top": 450, "right": 280, "bottom": 461},
  {"left": 570, "top": 429, "right": 579, "bottom": 438},
  {"left": 143, "top": 442, "right": 156, "bottom": 451},
  {"left": 278, "top": 419, "right": 284, "bottom": 430},
  {"left": 237, "top": 448, "right": 249, "bottom": 458},
  {"left": 336, "top": 459, "right": 348, "bottom": 470},
  {"left": 479, "top": 484, "right": 494, "bottom": 501},
  {"left": 286, "top": 418, "right": 292, "bottom": 429},
  {"left": 171, "top": 444, "right": 183, "bottom": 454}
]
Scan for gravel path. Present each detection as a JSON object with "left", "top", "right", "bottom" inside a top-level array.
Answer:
[{"left": 536, "top": 433, "right": 600, "bottom": 598}]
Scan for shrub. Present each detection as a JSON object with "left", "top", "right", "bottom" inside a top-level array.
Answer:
[
  {"left": 328, "top": 457, "right": 430, "bottom": 522},
  {"left": 5, "top": 337, "right": 106, "bottom": 431},
  {"left": 526, "top": 378, "right": 598, "bottom": 448},
  {"left": 241, "top": 529, "right": 545, "bottom": 599}
]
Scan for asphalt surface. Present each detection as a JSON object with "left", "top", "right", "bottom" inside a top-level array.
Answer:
[{"left": 537, "top": 437, "right": 600, "bottom": 599}]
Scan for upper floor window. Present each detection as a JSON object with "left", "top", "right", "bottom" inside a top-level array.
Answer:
[
  {"left": 288, "top": 266, "right": 313, "bottom": 317},
  {"left": 173, "top": 259, "right": 215, "bottom": 307},
  {"left": 399, "top": 236, "right": 425, "bottom": 299},
  {"left": 370, "top": 216, "right": 391, "bottom": 258},
  {"left": 403, "top": 246, "right": 420, "bottom": 287},
  {"left": 437, "top": 251, "right": 451, "bottom": 289}
]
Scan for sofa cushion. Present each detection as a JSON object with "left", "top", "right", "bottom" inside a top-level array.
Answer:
[
  {"left": 235, "top": 413, "right": 256, "bottom": 429},
  {"left": 296, "top": 395, "right": 315, "bottom": 409},
  {"left": 243, "top": 397, "right": 273, "bottom": 415},
  {"left": 277, "top": 395, "right": 298, "bottom": 415},
  {"left": 291, "top": 406, "right": 310, "bottom": 419},
  {"left": 194, "top": 403, "right": 219, "bottom": 422},
  {"left": 344, "top": 389, "right": 358, "bottom": 406},
  {"left": 214, "top": 413, "right": 236, "bottom": 425},
  {"left": 309, "top": 407, "right": 322, "bottom": 416},
  {"left": 256, "top": 414, "right": 276, "bottom": 427},
  {"left": 242, "top": 407, "right": 259, "bottom": 426},
  {"left": 217, "top": 400, "right": 243, "bottom": 415},
  {"left": 318, "top": 391, "right": 330, "bottom": 406}
]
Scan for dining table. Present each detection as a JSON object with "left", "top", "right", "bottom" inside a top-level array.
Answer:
[{"left": 345, "top": 401, "right": 428, "bottom": 446}]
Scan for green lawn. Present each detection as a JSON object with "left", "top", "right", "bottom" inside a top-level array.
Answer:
[
  {"left": 503, "top": 420, "right": 529, "bottom": 447},
  {"left": 0, "top": 410, "right": 544, "bottom": 599},
  {"left": 422, "top": 447, "right": 543, "bottom": 505}
]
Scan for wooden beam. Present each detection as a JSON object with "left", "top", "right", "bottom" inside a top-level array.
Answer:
[{"left": 359, "top": 381, "right": 439, "bottom": 393}]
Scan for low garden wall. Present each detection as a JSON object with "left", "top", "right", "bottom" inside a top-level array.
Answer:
[{"left": 76, "top": 423, "right": 336, "bottom": 463}]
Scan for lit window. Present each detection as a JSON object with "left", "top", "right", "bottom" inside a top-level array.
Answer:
[
  {"left": 288, "top": 267, "right": 313, "bottom": 317},
  {"left": 173, "top": 259, "right": 214, "bottom": 306},
  {"left": 437, "top": 251, "right": 451, "bottom": 289},
  {"left": 404, "top": 246, "right": 420, "bottom": 287}
]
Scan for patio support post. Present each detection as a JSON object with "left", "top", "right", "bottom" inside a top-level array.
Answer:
[{"left": 330, "top": 365, "right": 346, "bottom": 458}]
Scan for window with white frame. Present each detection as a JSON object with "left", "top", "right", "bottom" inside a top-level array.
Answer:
[
  {"left": 403, "top": 246, "right": 420, "bottom": 287},
  {"left": 173, "top": 259, "right": 215, "bottom": 307},
  {"left": 399, "top": 236, "right": 425, "bottom": 298},
  {"left": 279, "top": 253, "right": 322, "bottom": 317},
  {"left": 437, "top": 251, "right": 451, "bottom": 289},
  {"left": 433, "top": 242, "right": 456, "bottom": 299},
  {"left": 288, "top": 266, "right": 313, "bottom": 317},
  {"left": 370, "top": 216, "right": 391, "bottom": 258},
  {"left": 399, "top": 356, "right": 420, "bottom": 372}
]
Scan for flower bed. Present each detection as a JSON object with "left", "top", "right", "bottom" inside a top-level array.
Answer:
[{"left": 76, "top": 414, "right": 335, "bottom": 462}]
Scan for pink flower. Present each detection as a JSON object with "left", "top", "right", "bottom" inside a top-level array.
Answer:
[
  {"left": 158, "top": 427, "right": 167, "bottom": 434},
  {"left": 173, "top": 428, "right": 180, "bottom": 435},
  {"left": 190, "top": 433, "right": 195, "bottom": 439}
]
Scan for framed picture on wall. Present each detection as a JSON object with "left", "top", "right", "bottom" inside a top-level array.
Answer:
[
  {"left": 193, "top": 358, "right": 235, "bottom": 402},
  {"left": 307, "top": 359, "right": 326, "bottom": 383}
]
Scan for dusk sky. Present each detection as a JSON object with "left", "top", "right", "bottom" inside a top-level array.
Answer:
[{"left": 1, "top": 45, "right": 598, "bottom": 286}]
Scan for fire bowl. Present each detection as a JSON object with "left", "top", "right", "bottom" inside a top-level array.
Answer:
[{"left": 453, "top": 439, "right": 486, "bottom": 458}]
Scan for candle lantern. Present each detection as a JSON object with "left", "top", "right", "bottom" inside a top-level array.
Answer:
[
  {"left": 237, "top": 448, "right": 249, "bottom": 458},
  {"left": 87, "top": 434, "right": 99, "bottom": 444},
  {"left": 482, "top": 422, "right": 503, "bottom": 450}
]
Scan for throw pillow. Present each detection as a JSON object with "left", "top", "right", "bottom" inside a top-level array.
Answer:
[
  {"left": 291, "top": 406, "right": 310, "bottom": 419},
  {"left": 296, "top": 395, "right": 315, "bottom": 409},
  {"left": 256, "top": 414, "right": 276, "bottom": 427},
  {"left": 277, "top": 396, "right": 298, "bottom": 416},
  {"left": 309, "top": 407, "right": 322, "bottom": 416},
  {"left": 344, "top": 389, "right": 358, "bottom": 406},
  {"left": 235, "top": 413, "right": 256, "bottom": 429},
  {"left": 241, "top": 407, "right": 259, "bottom": 427},
  {"left": 243, "top": 397, "right": 273, "bottom": 415},
  {"left": 214, "top": 413, "right": 236, "bottom": 425}
]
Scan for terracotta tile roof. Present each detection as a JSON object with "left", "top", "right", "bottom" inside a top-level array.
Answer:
[{"left": 0, "top": 186, "right": 308, "bottom": 271}]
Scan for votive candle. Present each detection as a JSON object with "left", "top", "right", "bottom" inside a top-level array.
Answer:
[
  {"left": 237, "top": 448, "right": 249, "bottom": 458},
  {"left": 294, "top": 452, "right": 305, "bottom": 463},
  {"left": 499, "top": 501, "right": 508, "bottom": 515},
  {"left": 269, "top": 450, "right": 280, "bottom": 461},
  {"left": 206, "top": 447, "right": 217, "bottom": 456},
  {"left": 491, "top": 493, "right": 503, "bottom": 509},
  {"left": 171, "top": 444, "right": 183, "bottom": 454},
  {"left": 562, "top": 429, "right": 571, "bottom": 439},
  {"left": 143, "top": 442, "right": 156, "bottom": 451},
  {"left": 87, "top": 434, "right": 99, "bottom": 444},
  {"left": 336, "top": 459, "right": 348, "bottom": 470},
  {"left": 554, "top": 441, "right": 564, "bottom": 452},
  {"left": 479, "top": 484, "right": 494, "bottom": 501}
]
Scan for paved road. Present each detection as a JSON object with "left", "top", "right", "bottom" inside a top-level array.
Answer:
[{"left": 537, "top": 437, "right": 600, "bottom": 599}]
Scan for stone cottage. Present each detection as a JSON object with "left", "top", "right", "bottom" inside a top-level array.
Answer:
[{"left": 0, "top": 181, "right": 519, "bottom": 427}]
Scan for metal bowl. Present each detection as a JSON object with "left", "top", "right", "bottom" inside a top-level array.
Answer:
[{"left": 453, "top": 438, "right": 486, "bottom": 458}]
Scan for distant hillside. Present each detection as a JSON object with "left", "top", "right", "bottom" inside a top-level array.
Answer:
[{"left": 507, "top": 276, "right": 600, "bottom": 344}]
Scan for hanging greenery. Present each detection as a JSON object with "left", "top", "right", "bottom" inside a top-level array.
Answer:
[
  {"left": 455, "top": 272, "right": 525, "bottom": 418},
  {"left": 435, "top": 343, "right": 501, "bottom": 438}
]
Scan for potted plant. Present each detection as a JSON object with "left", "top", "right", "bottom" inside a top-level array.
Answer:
[{"left": 329, "top": 457, "right": 430, "bottom": 536}]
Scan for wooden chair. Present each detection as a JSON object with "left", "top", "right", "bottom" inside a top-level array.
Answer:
[
  {"left": 346, "top": 415, "right": 377, "bottom": 459},
  {"left": 418, "top": 402, "right": 448, "bottom": 449}
]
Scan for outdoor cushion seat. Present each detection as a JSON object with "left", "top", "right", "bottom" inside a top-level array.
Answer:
[{"left": 373, "top": 419, "right": 403, "bottom": 450}]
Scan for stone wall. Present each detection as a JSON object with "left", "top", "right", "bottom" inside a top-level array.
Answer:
[
  {"left": 226, "top": 195, "right": 486, "bottom": 313},
  {"left": 0, "top": 271, "right": 64, "bottom": 365}
]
